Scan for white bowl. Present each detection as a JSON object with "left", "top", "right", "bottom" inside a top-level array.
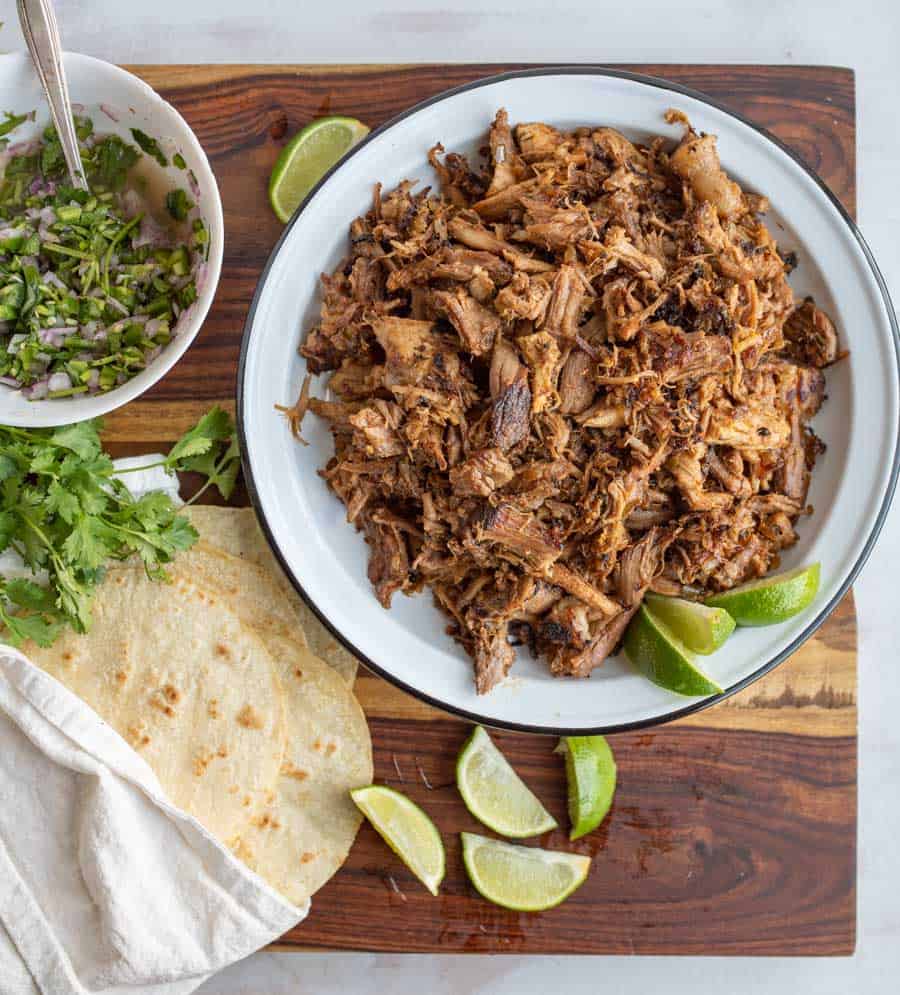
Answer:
[
  {"left": 0, "top": 52, "right": 223, "bottom": 427},
  {"left": 239, "top": 68, "right": 899, "bottom": 734}
]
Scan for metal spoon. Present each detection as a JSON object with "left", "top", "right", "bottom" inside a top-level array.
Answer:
[{"left": 17, "top": 0, "right": 88, "bottom": 190}]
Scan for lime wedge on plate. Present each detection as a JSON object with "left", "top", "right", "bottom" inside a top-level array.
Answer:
[
  {"left": 705, "top": 563, "right": 820, "bottom": 626},
  {"left": 461, "top": 832, "right": 590, "bottom": 911},
  {"left": 555, "top": 736, "right": 616, "bottom": 840},
  {"left": 350, "top": 785, "right": 445, "bottom": 895},
  {"left": 623, "top": 604, "right": 722, "bottom": 696},
  {"left": 269, "top": 116, "right": 370, "bottom": 222},
  {"left": 644, "top": 592, "right": 735, "bottom": 654},
  {"left": 457, "top": 726, "right": 557, "bottom": 838}
]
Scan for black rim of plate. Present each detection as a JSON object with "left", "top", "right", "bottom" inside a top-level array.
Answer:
[{"left": 237, "top": 65, "right": 900, "bottom": 736}]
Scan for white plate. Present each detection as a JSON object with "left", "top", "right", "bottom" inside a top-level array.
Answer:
[
  {"left": 239, "top": 69, "right": 899, "bottom": 734},
  {"left": 0, "top": 52, "right": 223, "bottom": 427}
]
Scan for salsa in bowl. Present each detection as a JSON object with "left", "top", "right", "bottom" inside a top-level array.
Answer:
[{"left": 0, "top": 52, "right": 223, "bottom": 427}]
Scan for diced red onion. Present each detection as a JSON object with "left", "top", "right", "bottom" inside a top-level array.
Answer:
[
  {"left": 100, "top": 103, "right": 120, "bottom": 123},
  {"left": 47, "top": 372, "right": 71, "bottom": 392},
  {"left": 121, "top": 190, "right": 142, "bottom": 218},
  {"left": 133, "top": 214, "right": 168, "bottom": 249},
  {"left": 24, "top": 378, "right": 49, "bottom": 400},
  {"left": 7, "top": 139, "right": 39, "bottom": 157},
  {"left": 37, "top": 326, "right": 74, "bottom": 347},
  {"left": 42, "top": 270, "right": 67, "bottom": 290},
  {"left": 194, "top": 262, "right": 208, "bottom": 292},
  {"left": 0, "top": 375, "right": 21, "bottom": 387}
]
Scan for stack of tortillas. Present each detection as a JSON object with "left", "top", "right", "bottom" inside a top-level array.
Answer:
[{"left": 26, "top": 505, "right": 371, "bottom": 909}]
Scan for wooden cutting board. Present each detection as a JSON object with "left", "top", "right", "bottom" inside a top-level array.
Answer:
[{"left": 108, "top": 64, "right": 857, "bottom": 955}]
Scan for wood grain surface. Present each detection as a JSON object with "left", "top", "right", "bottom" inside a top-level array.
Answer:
[{"left": 116, "top": 64, "right": 857, "bottom": 955}]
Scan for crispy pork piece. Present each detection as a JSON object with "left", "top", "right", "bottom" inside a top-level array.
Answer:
[
  {"left": 669, "top": 126, "right": 745, "bottom": 219},
  {"left": 432, "top": 287, "right": 501, "bottom": 356},
  {"left": 449, "top": 448, "right": 515, "bottom": 497},
  {"left": 297, "top": 108, "right": 839, "bottom": 692},
  {"left": 491, "top": 369, "right": 532, "bottom": 451},
  {"left": 783, "top": 299, "right": 840, "bottom": 368}
]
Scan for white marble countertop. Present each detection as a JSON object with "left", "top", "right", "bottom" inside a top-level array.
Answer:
[{"left": 3, "top": 1, "right": 898, "bottom": 991}]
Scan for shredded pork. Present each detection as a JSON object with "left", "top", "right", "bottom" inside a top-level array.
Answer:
[{"left": 292, "top": 109, "right": 839, "bottom": 693}]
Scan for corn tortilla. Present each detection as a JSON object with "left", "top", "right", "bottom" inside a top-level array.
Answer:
[
  {"left": 168, "top": 546, "right": 373, "bottom": 905},
  {"left": 183, "top": 505, "right": 359, "bottom": 682},
  {"left": 26, "top": 568, "right": 286, "bottom": 844}
]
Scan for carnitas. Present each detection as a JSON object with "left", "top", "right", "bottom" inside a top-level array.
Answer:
[{"left": 291, "top": 109, "right": 839, "bottom": 693}]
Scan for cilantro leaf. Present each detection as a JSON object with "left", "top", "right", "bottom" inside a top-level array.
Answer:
[
  {"left": 4, "top": 578, "right": 56, "bottom": 612},
  {"left": 130, "top": 128, "right": 168, "bottom": 168},
  {"left": 0, "top": 111, "right": 28, "bottom": 138},
  {"left": 167, "top": 406, "right": 233, "bottom": 463},
  {"left": 46, "top": 480, "right": 80, "bottom": 524},
  {"left": 165, "top": 188, "right": 194, "bottom": 221},
  {"left": 0, "top": 454, "right": 18, "bottom": 481},
  {"left": 161, "top": 513, "right": 198, "bottom": 552},
  {"left": 0, "top": 608, "right": 62, "bottom": 648},
  {"left": 88, "top": 135, "right": 140, "bottom": 191},
  {"left": 182, "top": 436, "right": 240, "bottom": 501},
  {"left": 50, "top": 421, "right": 102, "bottom": 459},
  {"left": 61, "top": 514, "right": 117, "bottom": 570},
  {"left": 0, "top": 509, "right": 17, "bottom": 552}
]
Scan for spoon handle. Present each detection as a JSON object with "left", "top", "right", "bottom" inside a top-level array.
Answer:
[{"left": 16, "top": 0, "right": 88, "bottom": 191}]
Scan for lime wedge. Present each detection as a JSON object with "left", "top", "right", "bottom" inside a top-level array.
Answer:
[
  {"left": 461, "top": 832, "right": 591, "bottom": 911},
  {"left": 350, "top": 785, "right": 445, "bottom": 895},
  {"left": 623, "top": 604, "right": 722, "bottom": 696},
  {"left": 269, "top": 116, "right": 370, "bottom": 222},
  {"left": 456, "top": 726, "right": 557, "bottom": 838},
  {"left": 644, "top": 592, "right": 735, "bottom": 655},
  {"left": 705, "top": 563, "right": 820, "bottom": 626},
  {"left": 555, "top": 736, "right": 616, "bottom": 840}
]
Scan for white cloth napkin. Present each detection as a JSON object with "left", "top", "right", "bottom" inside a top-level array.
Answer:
[{"left": 0, "top": 645, "right": 306, "bottom": 995}]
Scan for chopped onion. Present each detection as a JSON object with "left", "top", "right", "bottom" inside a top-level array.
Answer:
[
  {"left": 106, "top": 296, "right": 129, "bottom": 315},
  {"left": 23, "top": 378, "right": 49, "bottom": 400},
  {"left": 47, "top": 372, "right": 72, "bottom": 392},
  {"left": 42, "top": 270, "right": 67, "bottom": 290}
]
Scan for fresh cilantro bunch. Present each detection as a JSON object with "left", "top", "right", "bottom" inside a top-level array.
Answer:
[{"left": 0, "top": 407, "right": 240, "bottom": 647}]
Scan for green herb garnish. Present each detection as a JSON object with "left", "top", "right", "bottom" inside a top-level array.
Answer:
[
  {"left": 165, "top": 188, "right": 194, "bottom": 221},
  {"left": 0, "top": 407, "right": 240, "bottom": 646},
  {"left": 172, "top": 152, "right": 187, "bottom": 170},
  {"left": 90, "top": 134, "right": 140, "bottom": 190},
  {"left": 130, "top": 127, "right": 168, "bottom": 167},
  {"left": 0, "top": 110, "right": 29, "bottom": 138}
]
